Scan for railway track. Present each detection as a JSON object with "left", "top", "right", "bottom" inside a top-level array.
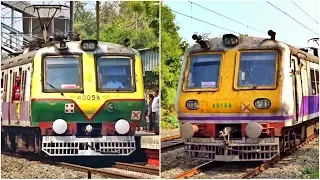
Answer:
[
  {"left": 1, "top": 151, "right": 150, "bottom": 179},
  {"left": 172, "top": 133, "right": 319, "bottom": 179},
  {"left": 161, "top": 135, "right": 185, "bottom": 152},
  {"left": 113, "top": 162, "right": 159, "bottom": 175}
]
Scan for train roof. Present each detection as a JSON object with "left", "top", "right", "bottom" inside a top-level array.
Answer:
[
  {"left": 1, "top": 41, "right": 140, "bottom": 70},
  {"left": 187, "top": 35, "right": 319, "bottom": 64}
]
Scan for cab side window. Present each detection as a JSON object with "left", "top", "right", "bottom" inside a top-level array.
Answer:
[{"left": 310, "top": 68, "right": 318, "bottom": 95}]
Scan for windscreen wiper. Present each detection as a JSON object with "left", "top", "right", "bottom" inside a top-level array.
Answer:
[
  {"left": 46, "top": 83, "right": 64, "bottom": 96},
  {"left": 115, "top": 76, "right": 132, "bottom": 91}
]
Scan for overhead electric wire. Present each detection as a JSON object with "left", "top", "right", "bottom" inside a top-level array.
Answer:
[
  {"left": 173, "top": 8, "right": 298, "bottom": 45},
  {"left": 291, "top": 1, "right": 319, "bottom": 24},
  {"left": 187, "top": 1, "right": 295, "bottom": 44},
  {"left": 189, "top": 1, "right": 265, "bottom": 34},
  {"left": 266, "top": 1, "right": 318, "bottom": 36},
  {"left": 172, "top": 10, "right": 239, "bottom": 34}
]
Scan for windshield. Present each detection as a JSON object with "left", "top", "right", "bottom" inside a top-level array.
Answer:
[
  {"left": 237, "top": 51, "right": 277, "bottom": 88},
  {"left": 96, "top": 56, "right": 133, "bottom": 91},
  {"left": 186, "top": 54, "right": 222, "bottom": 89},
  {"left": 44, "top": 56, "right": 82, "bottom": 91}
]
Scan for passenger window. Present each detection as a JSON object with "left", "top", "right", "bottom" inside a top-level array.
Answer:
[
  {"left": 20, "top": 70, "right": 27, "bottom": 101},
  {"left": 4, "top": 74, "right": 8, "bottom": 102},
  {"left": 1, "top": 72, "right": 3, "bottom": 102},
  {"left": 19, "top": 67, "right": 22, "bottom": 77},
  {"left": 310, "top": 69, "right": 317, "bottom": 95},
  {"left": 9, "top": 70, "right": 13, "bottom": 101},
  {"left": 316, "top": 70, "right": 319, "bottom": 95}
]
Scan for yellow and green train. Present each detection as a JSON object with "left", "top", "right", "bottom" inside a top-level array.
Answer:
[{"left": 1, "top": 37, "right": 145, "bottom": 156}]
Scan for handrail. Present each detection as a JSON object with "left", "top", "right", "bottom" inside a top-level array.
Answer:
[{"left": 1, "top": 23, "right": 34, "bottom": 41}]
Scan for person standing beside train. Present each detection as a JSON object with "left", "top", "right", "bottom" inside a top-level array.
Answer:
[
  {"left": 151, "top": 90, "right": 159, "bottom": 133},
  {"left": 146, "top": 94, "right": 154, "bottom": 131},
  {"left": 11, "top": 76, "right": 21, "bottom": 123}
]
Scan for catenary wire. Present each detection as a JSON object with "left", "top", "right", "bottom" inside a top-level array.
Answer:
[
  {"left": 189, "top": 1, "right": 265, "bottom": 34},
  {"left": 266, "top": 1, "right": 318, "bottom": 36},
  {"left": 291, "top": 1, "right": 319, "bottom": 24}
]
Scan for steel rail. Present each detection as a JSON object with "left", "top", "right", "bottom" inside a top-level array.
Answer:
[
  {"left": 161, "top": 135, "right": 181, "bottom": 142},
  {"left": 172, "top": 133, "right": 319, "bottom": 179},
  {"left": 240, "top": 133, "right": 319, "bottom": 179},
  {"left": 174, "top": 160, "right": 215, "bottom": 179},
  {"left": 113, "top": 162, "right": 159, "bottom": 175},
  {"left": 161, "top": 135, "right": 185, "bottom": 152}
]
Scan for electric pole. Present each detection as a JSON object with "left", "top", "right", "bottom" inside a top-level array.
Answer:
[
  {"left": 69, "top": 1, "right": 74, "bottom": 34},
  {"left": 96, "top": 1, "right": 100, "bottom": 40}
]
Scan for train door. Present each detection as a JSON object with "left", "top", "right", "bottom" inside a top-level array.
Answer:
[
  {"left": 1, "top": 70, "right": 5, "bottom": 123},
  {"left": 8, "top": 66, "right": 20, "bottom": 125},
  {"left": 19, "top": 64, "right": 32, "bottom": 126},
  {"left": 300, "top": 60, "right": 309, "bottom": 121},
  {"left": 2, "top": 70, "right": 9, "bottom": 125},
  {"left": 291, "top": 56, "right": 303, "bottom": 124}
]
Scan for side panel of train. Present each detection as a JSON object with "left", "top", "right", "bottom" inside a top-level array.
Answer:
[
  {"left": 175, "top": 37, "right": 319, "bottom": 161},
  {"left": 2, "top": 61, "right": 33, "bottom": 126},
  {"left": 1, "top": 41, "right": 146, "bottom": 156}
]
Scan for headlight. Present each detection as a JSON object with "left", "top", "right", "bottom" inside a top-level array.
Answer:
[
  {"left": 80, "top": 40, "right": 98, "bottom": 51},
  {"left": 245, "top": 122, "right": 262, "bottom": 138},
  {"left": 254, "top": 98, "right": 271, "bottom": 109},
  {"left": 52, "top": 119, "right": 67, "bottom": 134},
  {"left": 115, "top": 119, "right": 130, "bottom": 135},
  {"left": 186, "top": 100, "right": 200, "bottom": 110}
]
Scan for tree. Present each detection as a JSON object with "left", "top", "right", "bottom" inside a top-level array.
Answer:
[
  {"left": 74, "top": 1, "right": 159, "bottom": 91},
  {"left": 1, "top": 51, "right": 8, "bottom": 60},
  {"left": 99, "top": 1, "right": 159, "bottom": 49},
  {"left": 161, "top": 3, "right": 189, "bottom": 110},
  {"left": 74, "top": 2, "right": 96, "bottom": 39}
]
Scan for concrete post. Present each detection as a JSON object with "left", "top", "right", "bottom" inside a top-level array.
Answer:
[{"left": 69, "top": 1, "right": 74, "bottom": 33}]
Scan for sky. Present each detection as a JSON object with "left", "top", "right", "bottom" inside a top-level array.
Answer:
[
  {"left": 1, "top": 0, "right": 319, "bottom": 49},
  {"left": 164, "top": 0, "right": 320, "bottom": 48}
]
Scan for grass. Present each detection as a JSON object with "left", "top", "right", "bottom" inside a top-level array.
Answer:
[
  {"left": 300, "top": 167, "right": 319, "bottom": 179},
  {"left": 161, "top": 108, "right": 179, "bottom": 129}
]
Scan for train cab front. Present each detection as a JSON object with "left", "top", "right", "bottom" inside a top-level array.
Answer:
[
  {"left": 176, "top": 34, "right": 283, "bottom": 162},
  {"left": 32, "top": 38, "right": 144, "bottom": 156}
]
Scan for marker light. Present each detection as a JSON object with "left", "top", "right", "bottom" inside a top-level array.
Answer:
[
  {"left": 254, "top": 98, "right": 271, "bottom": 109},
  {"left": 222, "top": 34, "right": 239, "bottom": 47},
  {"left": 186, "top": 100, "right": 200, "bottom": 110},
  {"left": 106, "top": 102, "right": 116, "bottom": 112},
  {"left": 80, "top": 40, "right": 98, "bottom": 51},
  {"left": 58, "top": 40, "right": 67, "bottom": 50},
  {"left": 85, "top": 124, "right": 93, "bottom": 133}
]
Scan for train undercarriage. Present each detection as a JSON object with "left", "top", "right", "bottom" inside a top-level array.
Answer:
[
  {"left": 183, "top": 118, "right": 319, "bottom": 161},
  {"left": 1, "top": 126, "right": 137, "bottom": 156}
]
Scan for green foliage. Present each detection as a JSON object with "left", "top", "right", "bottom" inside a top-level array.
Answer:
[
  {"left": 74, "top": 2, "right": 96, "bottom": 39},
  {"left": 144, "top": 71, "right": 159, "bottom": 91},
  {"left": 310, "top": 168, "right": 319, "bottom": 179},
  {"left": 74, "top": 1, "right": 159, "bottom": 90},
  {"left": 161, "top": 4, "right": 189, "bottom": 110},
  {"left": 74, "top": 1, "right": 159, "bottom": 49},
  {"left": 1, "top": 52, "right": 9, "bottom": 60},
  {"left": 161, "top": 109, "right": 179, "bottom": 129},
  {"left": 300, "top": 167, "right": 319, "bottom": 179}
]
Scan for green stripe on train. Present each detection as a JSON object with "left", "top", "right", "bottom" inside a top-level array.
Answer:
[{"left": 31, "top": 100, "right": 145, "bottom": 126}]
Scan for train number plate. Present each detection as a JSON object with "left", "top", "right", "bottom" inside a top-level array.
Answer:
[
  {"left": 71, "top": 95, "right": 101, "bottom": 100},
  {"left": 212, "top": 102, "right": 232, "bottom": 108}
]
